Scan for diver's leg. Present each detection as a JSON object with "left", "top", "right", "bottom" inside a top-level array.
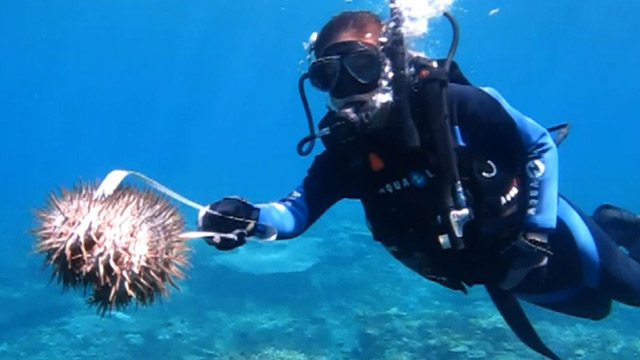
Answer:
[
  {"left": 511, "top": 211, "right": 612, "bottom": 320},
  {"left": 588, "top": 215, "right": 640, "bottom": 306},
  {"left": 592, "top": 204, "right": 640, "bottom": 261},
  {"left": 512, "top": 198, "right": 640, "bottom": 316},
  {"left": 557, "top": 200, "right": 640, "bottom": 307}
]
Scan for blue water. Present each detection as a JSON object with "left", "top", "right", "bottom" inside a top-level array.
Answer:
[{"left": 1, "top": 0, "right": 639, "bottom": 359}]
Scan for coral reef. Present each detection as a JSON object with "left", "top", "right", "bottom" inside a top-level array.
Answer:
[{"left": 4, "top": 208, "right": 640, "bottom": 359}]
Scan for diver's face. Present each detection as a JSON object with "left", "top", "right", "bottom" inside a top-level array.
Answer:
[{"left": 310, "top": 31, "right": 383, "bottom": 100}]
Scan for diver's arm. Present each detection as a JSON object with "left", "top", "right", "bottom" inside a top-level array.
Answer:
[
  {"left": 255, "top": 186, "right": 311, "bottom": 239},
  {"left": 478, "top": 87, "right": 559, "bottom": 232},
  {"left": 256, "top": 151, "right": 356, "bottom": 239},
  {"left": 199, "top": 151, "right": 353, "bottom": 249},
  {"left": 445, "top": 84, "right": 558, "bottom": 233}
]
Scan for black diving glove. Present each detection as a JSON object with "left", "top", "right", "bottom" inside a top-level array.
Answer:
[
  {"left": 198, "top": 197, "right": 260, "bottom": 251},
  {"left": 499, "top": 231, "right": 552, "bottom": 289}
]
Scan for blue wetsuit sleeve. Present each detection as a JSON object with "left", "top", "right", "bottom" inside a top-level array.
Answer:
[
  {"left": 254, "top": 151, "right": 356, "bottom": 239},
  {"left": 479, "top": 87, "right": 559, "bottom": 231},
  {"left": 255, "top": 186, "right": 309, "bottom": 239}
]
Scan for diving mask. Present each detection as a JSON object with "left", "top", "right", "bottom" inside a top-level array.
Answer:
[
  {"left": 308, "top": 41, "right": 383, "bottom": 98},
  {"left": 297, "top": 40, "right": 387, "bottom": 156}
]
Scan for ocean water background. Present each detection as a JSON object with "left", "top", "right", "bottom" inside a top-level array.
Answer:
[{"left": 1, "top": 0, "right": 639, "bottom": 359}]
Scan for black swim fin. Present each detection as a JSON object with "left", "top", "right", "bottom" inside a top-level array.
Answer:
[{"left": 485, "top": 285, "right": 561, "bottom": 360}]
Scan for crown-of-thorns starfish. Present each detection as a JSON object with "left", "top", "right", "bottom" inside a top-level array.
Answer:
[{"left": 34, "top": 183, "right": 190, "bottom": 314}]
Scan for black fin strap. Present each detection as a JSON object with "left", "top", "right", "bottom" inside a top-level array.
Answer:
[
  {"left": 486, "top": 285, "right": 562, "bottom": 360},
  {"left": 547, "top": 123, "right": 570, "bottom": 147}
]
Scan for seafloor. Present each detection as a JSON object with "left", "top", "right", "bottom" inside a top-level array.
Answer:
[{"left": 2, "top": 205, "right": 640, "bottom": 360}]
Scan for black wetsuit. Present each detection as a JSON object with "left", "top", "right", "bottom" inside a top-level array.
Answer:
[{"left": 256, "top": 82, "right": 640, "bottom": 321}]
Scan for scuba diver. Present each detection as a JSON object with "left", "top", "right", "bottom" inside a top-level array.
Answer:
[{"left": 198, "top": 8, "right": 640, "bottom": 360}]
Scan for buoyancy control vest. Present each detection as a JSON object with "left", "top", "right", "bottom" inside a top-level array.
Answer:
[{"left": 338, "top": 57, "right": 531, "bottom": 289}]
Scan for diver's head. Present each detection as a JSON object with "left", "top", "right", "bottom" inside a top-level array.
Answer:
[
  {"left": 313, "top": 11, "right": 383, "bottom": 57},
  {"left": 309, "top": 11, "right": 385, "bottom": 100}
]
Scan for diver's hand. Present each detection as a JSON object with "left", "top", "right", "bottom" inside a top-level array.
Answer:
[
  {"left": 198, "top": 197, "right": 260, "bottom": 251},
  {"left": 499, "top": 231, "right": 551, "bottom": 289}
]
